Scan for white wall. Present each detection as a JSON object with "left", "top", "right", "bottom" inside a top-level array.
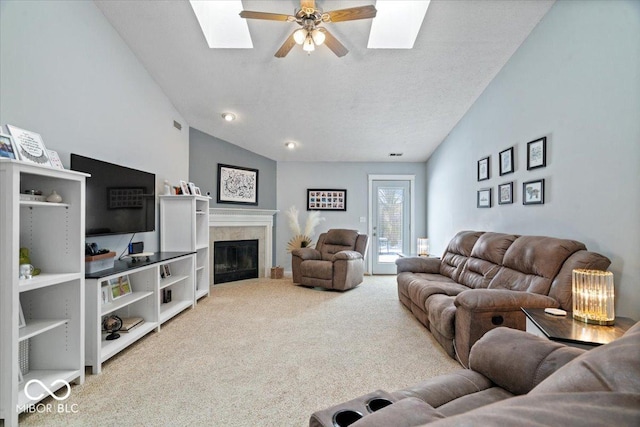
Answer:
[
  {"left": 426, "top": 0, "right": 640, "bottom": 319},
  {"left": 0, "top": 0, "right": 189, "bottom": 254},
  {"left": 276, "top": 161, "right": 427, "bottom": 271}
]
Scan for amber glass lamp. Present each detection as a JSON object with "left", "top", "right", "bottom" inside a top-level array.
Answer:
[
  {"left": 417, "top": 238, "right": 429, "bottom": 257},
  {"left": 572, "top": 269, "right": 615, "bottom": 325}
]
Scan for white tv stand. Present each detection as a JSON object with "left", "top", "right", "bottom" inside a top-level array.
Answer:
[{"left": 85, "top": 252, "right": 195, "bottom": 374}]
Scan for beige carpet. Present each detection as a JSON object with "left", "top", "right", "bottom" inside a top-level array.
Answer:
[{"left": 20, "top": 275, "right": 459, "bottom": 426}]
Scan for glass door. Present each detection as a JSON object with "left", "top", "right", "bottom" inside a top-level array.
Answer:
[{"left": 371, "top": 180, "right": 411, "bottom": 274}]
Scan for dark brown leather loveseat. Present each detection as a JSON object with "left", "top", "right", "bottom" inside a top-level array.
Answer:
[{"left": 395, "top": 231, "right": 610, "bottom": 366}]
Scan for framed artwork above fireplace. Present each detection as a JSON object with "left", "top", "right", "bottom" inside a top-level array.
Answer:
[{"left": 217, "top": 163, "right": 258, "bottom": 205}]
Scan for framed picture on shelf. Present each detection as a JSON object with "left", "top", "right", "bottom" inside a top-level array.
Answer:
[
  {"left": 499, "top": 147, "right": 514, "bottom": 175},
  {"left": 188, "top": 182, "right": 197, "bottom": 195},
  {"left": 101, "top": 285, "right": 111, "bottom": 305},
  {"left": 217, "top": 164, "right": 259, "bottom": 205},
  {"left": 498, "top": 182, "right": 513, "bottom": 205},
  {"left": 307, "top": 189, "right": 347, "bottom": 211},
  {"left": 179, "top": 180, "right": 190, "bottom": 195},
  {"left": 523, "top": 179, "right": 545, "bottom": 205},
  {"left": 48, "top": 150, "right": 65, "bottom": 169},
  {"left": 0, "top": 133, "right": 18, "bottom": 159},
  {"left": 109, "top": 275, "right": 132, "bottom": 300},
  {"left": 160, "top": 264, "right": 171, "bottom": 279},
  {"left": 527, "top": 137, "right": 547, "bottom": 170},
  {"left": 477, "top": 156, "right": 490, "bottom": 181},
  {"left": 18, "top": 301, "right": 26, "bottom": 328},
  {"left": 477, "top": 188, "right": 492, "bottom": 208},
  {"left": 194, "top": 187, "right": 202, "bottom": 195},
  {"left": 6, "top": 124, "right": 52, "bottom": 166}
]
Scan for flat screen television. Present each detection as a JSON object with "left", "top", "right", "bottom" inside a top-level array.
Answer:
[{"left": 71, "top": 154, "right": 156, "bottom": 237}]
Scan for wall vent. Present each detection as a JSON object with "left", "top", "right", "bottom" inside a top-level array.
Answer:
[
  {"left": 173, "top": 120, "right": 182, "bottom": 130},
  {"left": 389, "top": 153, "right": 403, "bottom": 157}
]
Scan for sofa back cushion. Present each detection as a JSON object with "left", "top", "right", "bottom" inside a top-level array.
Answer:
[
  {"left": 318, "top": 229, "right": 359, "bottom": 261},
  {"left": 457, "top": 233, "right": 518, "bottom": 289},
  {"left": 439, "top": 231, "right": 484, "bottom": 282},
  {"left": 531, "top": 321, "right": 640, "bottom": 394},
  {"left": 488, "top": 236, "right": 586, "bottom": 294}
]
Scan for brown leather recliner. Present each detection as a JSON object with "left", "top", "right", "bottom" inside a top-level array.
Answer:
[{"left": 292, "top": 229, "right": 368, "bottom": 291}]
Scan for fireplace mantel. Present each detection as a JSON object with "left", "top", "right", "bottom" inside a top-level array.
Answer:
[{"left": 209, "top": 208, "right": 278, "bottom": 280}]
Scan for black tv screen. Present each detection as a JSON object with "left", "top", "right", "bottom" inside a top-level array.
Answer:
[{"left": 71, "top": 154, "right": 156, "bottom": 237}]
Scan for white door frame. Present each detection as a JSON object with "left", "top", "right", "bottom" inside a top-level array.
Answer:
[{"left": 367, "top": 174, "right": 415, "bottom": 274}]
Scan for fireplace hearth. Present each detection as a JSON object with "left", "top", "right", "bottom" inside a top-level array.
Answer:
[{"left": 214, "top": 239, "right": 259, "bottom": 284}]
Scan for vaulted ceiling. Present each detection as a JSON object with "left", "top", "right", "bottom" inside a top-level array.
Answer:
[{"left": 95, "top": 0, "right": 554, "bottom": 162}]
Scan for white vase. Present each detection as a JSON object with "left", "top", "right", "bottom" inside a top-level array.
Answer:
[{"left": 46, "top": 190, "right": 62, "bottom": 203}]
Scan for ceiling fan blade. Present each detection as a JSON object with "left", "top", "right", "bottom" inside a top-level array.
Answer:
[
  {"left": 321, "top": 29, "right": 348, "bottom": 57},
  {"left": 275, "top": 32, "right": 297, "bottom": 58},
  {"left": 324, "top": 5, "right": 377, "bottom": 23},
  {"left": 239, "top": 11, "right": 293, "bottom": 22}
]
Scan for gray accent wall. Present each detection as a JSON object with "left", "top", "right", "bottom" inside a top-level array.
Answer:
[
  {"left": 189, "top": 127, "right": 277, "bottom": 209},
  {"left": 0, "top": 1, "right": 189, "bottom": 254},
  {"left": 425, "top": 0, "right": 640, "bottom": 319},
  {"left": 276, "top": 162, "right": 427, "bottom": 271}
]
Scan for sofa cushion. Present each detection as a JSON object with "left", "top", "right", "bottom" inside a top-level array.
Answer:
[
  {"left": 427, "top": 295, "right": 456, "bottom": 339},
  {"left": 488, "top": 236, "right": 586, "bottom": 294},
  {"left": 436, "top": 387, "right": 513, "bottom": 417},
  {"left": 531, "top": 321, "right": 640, "bottom": 394},
  {"left": 438, "top": 231, "right": 483, "bottom": 281},
  {"left": 456, "top": 233, "right": 517, "bottom": 289},
  {"left": 301, "top": 260, "right": 333, "bottom": 280},
  {"left": 320, "top": 229, "right": 358, "bottom": 261}
]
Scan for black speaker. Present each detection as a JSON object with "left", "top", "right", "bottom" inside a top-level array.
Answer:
[{"left": 128, "top": 242, "right": 144, "bottom": 254}]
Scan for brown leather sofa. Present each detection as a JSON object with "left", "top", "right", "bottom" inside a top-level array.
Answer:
[
  {"left": 310, "top": 322, "right": 640, "bottom": 426},
  {"left": 292, "top": 229, "right": 368, "bottom": 291},
  {"left": 396, "top": 231, "right": 610, "bottom": 366}
]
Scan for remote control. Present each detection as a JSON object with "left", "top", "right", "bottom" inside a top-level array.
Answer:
[{"left": 544, "top": 308, "right": 567, "bottom": 316}]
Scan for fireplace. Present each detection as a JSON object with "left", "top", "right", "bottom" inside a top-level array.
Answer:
[{"left": 214, "top": 239, "right": 259, "bottom": 284}]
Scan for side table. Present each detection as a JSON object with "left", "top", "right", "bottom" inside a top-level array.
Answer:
[{"left": 522, "top": 307, "right": 635, "bottom": 350}]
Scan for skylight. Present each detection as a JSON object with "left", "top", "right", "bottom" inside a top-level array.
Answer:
[
  {"left": 189, "top": 0, "right": 252, "bottom": 48},
  {"left": 367, "top": 0, "right": 431, "bottom": 49}
]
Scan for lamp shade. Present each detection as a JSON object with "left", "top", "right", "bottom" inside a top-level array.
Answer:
[
  {"left": 311, "top": 29, "right": 325, "bottom": 46},
  {"left": 417, "top": 238, "right": 429, "bottom": 256},
  {"left": 293, "top": 29, "right": 307, "bottom": 45},
  {"left": 302, "top": 35, "right": 315, "bottom": 52},
  {"left": 572, "top": 269, "right": 615, "bottom": 325}
]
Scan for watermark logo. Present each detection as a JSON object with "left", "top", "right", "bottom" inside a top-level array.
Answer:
[
  {"left": 24, "top": 379, "right": 71, "bottom": 401},
  {"left": 18, "top": 379, "right": 78, "bottom": 414}
]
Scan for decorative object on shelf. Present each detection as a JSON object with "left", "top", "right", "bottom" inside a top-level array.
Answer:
[
  {"left": 572, "top": 269, "right": 615, "bottom": 325},
  {"left": 417, "top": 238, "right": 430, "bottom": 256},
  {"left": 194, "top": 186, "right": 202, "bottom": 195},
  {"left": 162, "top": 288, "right": 172, "bottom": 304},
  {"left": 46, "top": 190, "right": 62, "bottom": 203},
  {"left": 163, "top": 180, "right": 171, "bottom": 195},
  {"left": 0, "top": 133, "right": 18, "bottom": 159},
  {"left": 18, "top": 301, "right": 26, "bottom": 328},
  {"left": 160, "top": 264, "right": 171, "bottom": 279},
  {"left": 120, "top": 317, "right": 144, "bottom": 333},
  {"left": 19, "top": 264, "right": 34, "bottom": 280},
  {"left": 523, "top": 179, "right": 545, "bottom": 205},
  {"left": 179, "top": 180, "right": 190, "bottom": 195},
  {"left": 477, "top": 188, "right": 492, "bottom": 208},
  {"left": 47, "top": 150, "right": 64, "bottom": 169},
  {"left": 527, "top": 136, "right": 547, "bottom": 170},
  {"left": 188, "top": 182, "right": 198, "bottom": 195},
  {"left": 102, "top": 315, "right": 123, "bottom": 340},
  {"left": 6, "top": 124, "right": 52, "bottom": 166},
  {"left": 100, "top": 285, "right": 111, "bottom": 305},
  {"left": 19, "top": 248, "right": 41, "bottom": 276},
  {"left": 499, "top": 146, "right": 514, "bottom": 175},
  {"left": 20, "top": 189, "right": 46, "bottom": 202},
  {"left": 307, "top": 189, "right": 347, "bottom": 211},
  {"left": 498, "top": 182, "right": 513, "bottom": 205},
  {"left": 477, "top": 156, "right": 490, "bottom": 181},
  {"left": 285, "top": 206, "right": 324, "bottom": 252},
  {"left": 217, "top": 163, "right": 259, "bottom": 205},
  {"left": 109, "top": 275, "right": 132, "bottom": 300}
]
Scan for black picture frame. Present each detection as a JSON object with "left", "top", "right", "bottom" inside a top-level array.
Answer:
[
  {"left": 498, "top": 182, "right": 513, "bottom": 205},
  {"left": 307, "top": 189, "right": 347, "bottom": 211},
  {"left": 217, "top": 164, "right": 259, "bottom": 205},
  {"left": 499, "top": 146, "right": 514, "bottom": 176},
  {"left": 477, "top": 156, "right": 490, "bottom": 181},
  {"left": 523, "top": 179, "right": 545, "bottom": 205},
  {"left": 477, "top": 188, "right": 492, "bottom": 208},
  {"left": 527, "top": 137, "right": 547, "bottom": 170}
]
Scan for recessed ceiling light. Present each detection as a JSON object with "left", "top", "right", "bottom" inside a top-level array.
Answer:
[
  {"left": 368, "top": 1, "right": 431, "bottom": 49},
  {"left": 221, "top": 112, "right": 236, "bottom": 122},
  {"left": 285, "top": 142, "right": 296, "bottom": 149}
]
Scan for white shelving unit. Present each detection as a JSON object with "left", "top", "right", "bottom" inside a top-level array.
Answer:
[
  {"left": 85, "top": 252, "right": 194, "bottom": 374},
  {"left": 159, "top": 195, "right": 211, "bottom": 301},
  {"left": 0, "top": 159, "right": 86, "bottom": 427}
]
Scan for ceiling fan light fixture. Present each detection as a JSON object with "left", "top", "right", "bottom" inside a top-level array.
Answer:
[
  {"left": 302, "top": 35, "right": 315, "bottom": 52},
  {"left": 293, "top": 28, "right": 307, "bottom": 45},
  {"left": 311, "top": 29, "right": 325, "bottom": 46},
  {"left": 221, "top": 112, "right": 236, "bottom": 122}
]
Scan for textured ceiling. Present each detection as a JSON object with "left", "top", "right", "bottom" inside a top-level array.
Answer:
[{"left": 95, "top": 0, "right": 554, "bottom": 162}]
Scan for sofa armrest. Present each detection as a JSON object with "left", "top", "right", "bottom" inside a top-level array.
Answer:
[
  {"left": 395, "top": 256, "right": 441, "bottom": 274},
  {"left": 350, "top": 397, "right": 445, "bottom": 427},
  {"left": 291, "top": 248, "right": 322, "bottom": 261},
  {"left": 454, "top": 289, "right": 559, "bottom": 312},
  {"left": 469, "top": 327, "right": 584, "bottom": 395},
  {"left": 333, "top": 250, "right": 363, "bottom": 261}
]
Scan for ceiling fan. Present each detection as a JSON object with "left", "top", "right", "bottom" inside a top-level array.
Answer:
[{"left": 239, "top": 0, "right": 377, "bottom": 58}]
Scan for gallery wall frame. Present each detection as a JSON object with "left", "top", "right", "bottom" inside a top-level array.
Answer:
[
  {"left": 307, "top": 189, "right": 347, "bottom": 211},
  {"left": 527, "top": 137, "right": 547, "bottom": 170},
  {"left": 498, "top": 182, "right": 513, "bottom": 204},
  {"left": 499, "top": 146, "right": 514, "bottom": 176},
  {"left": 477, "top": 188, "right": 492, "bottom": 208},
  {"left": 523, "top": 179, "right": 545, "bottom": 205},
  {"left": 477, "top": 156, "right": 490, "bottom": 181},
  {"left": 217, "top": 163, "right": 259, "bottom": 205}
]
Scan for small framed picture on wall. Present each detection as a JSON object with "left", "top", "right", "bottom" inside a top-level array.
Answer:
[
  {"left": 499, "top": 147, "right": 514, "bottom": 175},
  {"left": 523, "top": 179, "right": 545, "bottom": 205},
  {"left": 477, "top": 156, "right": 490, "bottom": 181},
  {"left": 527, "top": 137, "right": 547, "bottom": 170},
  {"left": 498, "top": 182, "right": 513, "bottom": 205},
  {"left": 477, "top": 188, "right": 492, "bottom": 208}
]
